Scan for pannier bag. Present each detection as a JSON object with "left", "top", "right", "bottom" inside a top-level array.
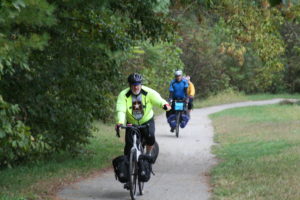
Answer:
[
  {"left": 180, "top": 114, "right": 190, "bottom": 128},
  {"left": 167, "top": 114, "right": 177, "bottom": 128},
  {"left": 112, "top": 155, "right": 129, "bottom": 183},
  {"left": 167, "top": 113, "right": 190, "bottom": 128},
  {"left": 138, "top": 155, "right": 154, "bottom": 182}
]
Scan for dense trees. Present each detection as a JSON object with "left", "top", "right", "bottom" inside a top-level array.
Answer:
[
  {"left": 0, "top": 0, "right": 176, "bottom": 167},
  {"left": 174, "top": 0, "right": 300, "bottom": 96},
  {"left": 1, "top": 0, "right": 300, "bottom": 167}
]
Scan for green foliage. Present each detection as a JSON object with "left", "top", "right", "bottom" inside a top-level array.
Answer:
[
  {"left": 0, "top": 0, "right": 55, "bottom": 73},
  {"left": 0, "top": 96, "right": 50, "bottom": 168},
  {"left": 121, "top": 41, "right": 184, "bottom": 97},
  {"left": 0, "top": 0, "right": 175, "bottom": 167},
  {"left": 0, "top": 0, "right": 55, "bottom": 167},
  {"left": 281, "top": 4, "right": 300, "bottom": 92},
  {"left": 174, "top": 0, "right": 290, "bottom": 95},
  {"left": 213, "top": 0, "right": 286, "bottom": 92},
  {"left": 176, "top": 10, "right": 232, "bottom": 97}
]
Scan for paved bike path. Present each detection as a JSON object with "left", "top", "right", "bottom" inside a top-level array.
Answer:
[{"left": 58, "top": 99, "right": 287, "bottom": 200}]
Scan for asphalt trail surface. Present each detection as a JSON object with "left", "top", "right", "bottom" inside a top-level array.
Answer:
[{"left": 58, "top": 99, "right": 285, "bottom": 200}]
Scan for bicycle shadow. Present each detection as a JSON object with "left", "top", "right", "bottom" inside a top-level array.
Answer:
[
  {"left": 100, "top": 190, "right": 129, "bottom": 199},
  {"left": 159, "top": 134, "right": 179, "bottom": 138}
]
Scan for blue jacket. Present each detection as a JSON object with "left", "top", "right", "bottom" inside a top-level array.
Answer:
[{"left": 169, "top": 79, "right": 188, "bottom": 99}]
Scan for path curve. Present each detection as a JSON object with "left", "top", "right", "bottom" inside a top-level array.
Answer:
[{"left": 58, "top": 99, "right": 288, "bottom": 200}]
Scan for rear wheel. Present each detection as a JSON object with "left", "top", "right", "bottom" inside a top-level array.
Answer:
[
  {"left": 129, "top": 149, "right": 137, "bottom": 200},
  {"left": 175, "top": 112, "right": 180, "bottom": 137},
  {"left": 151, "top": 141, "right": 159, "bottom": 164},
  {"left": 138, "top": 144, "right": 144, "bottom": 195}
]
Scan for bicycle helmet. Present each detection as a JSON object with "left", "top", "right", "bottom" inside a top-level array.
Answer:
[
  {"left": 128, "top": 73, "right": 143, "bottom": 85},
  {"left": 174, "top": 70, "right": 183, "bottom": 76}
]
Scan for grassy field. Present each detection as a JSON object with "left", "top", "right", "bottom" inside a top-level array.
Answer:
[
  {"left": 210, "top": 103, "right": 300, "bottom": 200},
  {"left": 194, "top": 90, "right": 300, "bottom": 108},
  {"left": 1, "top": 93, "right": 299, "bottom": 200},
  {"left": 0, "top": 122, "right": 124, "bottom": 200}
]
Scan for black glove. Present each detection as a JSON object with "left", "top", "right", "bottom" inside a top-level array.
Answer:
[
  {"left": 163, "top": 103, "right": 171, "bottom": 111},
  {"left": 115, "top": 124, "right": 121, "bottom": 137}
]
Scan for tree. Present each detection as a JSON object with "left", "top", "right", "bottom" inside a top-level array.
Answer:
[
  {"left": 0, "top": 0, "right": 56, "bottom": 167},
  {"left": 0, "top": 0, "right": 175, "bottom": 166}
]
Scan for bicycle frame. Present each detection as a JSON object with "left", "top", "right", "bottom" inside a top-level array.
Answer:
[
  {"left": 131, "top": 132, "right": 142, "bottom": 159},
  {"left": 120, "top": 124, "right": 147, "bottom": 157},
  {"left": 120, "top": 124, "right": 148, "bottom": 199},
  {"left": 172, "top": 100, "right": 187, "bottom": 137}
]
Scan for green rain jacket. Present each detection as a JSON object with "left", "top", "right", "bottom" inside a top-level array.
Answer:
[{"left": 116, "top": 86, "right": 168, "bottom": 125}]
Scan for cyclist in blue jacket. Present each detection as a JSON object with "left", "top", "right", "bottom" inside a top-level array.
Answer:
[{"left": 167, "top": 70, "right": 189, "bottom": 132}]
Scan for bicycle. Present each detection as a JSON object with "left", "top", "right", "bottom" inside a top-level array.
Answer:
[
  {"left": 172, "top": 100, "right": 187, "bottom": 137},
  {"left": 117, "top": 124, "right": 159, "bottom": 200}
]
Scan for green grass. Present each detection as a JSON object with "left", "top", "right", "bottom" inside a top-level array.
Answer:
[
  {"left": 0, "top": 122, "right": 123, "bottom": 200},
  {"left": 210, "top": 104, "right": 300, "bottom": 200},
  {"left": 194, "top": 89, "right": 300, "bottom": 108}
]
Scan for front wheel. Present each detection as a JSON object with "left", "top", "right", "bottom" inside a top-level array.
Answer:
[
  {"left": 129, "top": 149, "right": 137, "bottom": 200},
  {"left": 175, "top": 112, "right": 180, "bottom": 138}
]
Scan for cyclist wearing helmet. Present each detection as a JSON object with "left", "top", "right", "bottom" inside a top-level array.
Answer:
[
  {"left": 115, "top": 73, "right": 171, "bottom": 157},
  {"left": 169, "top": 70, "right": 188, "bottom": 101},
  {"left": 185, "top": 75, "right": 195, "bottom": 116},
  {"left": 167, "top": 70, "right": 189, "bottom": 132}
]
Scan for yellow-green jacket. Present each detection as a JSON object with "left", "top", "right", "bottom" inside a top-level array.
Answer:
[{"left": 116, "top": 86, "right": 168, "bottom": 125}]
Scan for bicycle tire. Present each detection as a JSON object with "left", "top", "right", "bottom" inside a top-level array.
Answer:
[
  {"left": 151, "top": 141, "right": 159, "bottom": 164},
  {"left": 175, "top": 112, "right": 180, "bottom": 137},
  {"left": 138, "top": 144, "right": 144, "bottom": 195},
  {"left": 129, "top": 149, "right": 137, "bottom": 200}
]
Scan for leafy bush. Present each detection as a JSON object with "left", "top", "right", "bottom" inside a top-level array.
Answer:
[
  {"left": 174, "top": 0, "right": 287, "bottom": 96},
  {"left": 0, "top": 96, "right": 50, "bottom": 167},
  {"left": 120, "top": 41, "right": 184, "bottom": 97},
  {"left": 281, "top": 5, "right": 300, "bottom": 93},
  {"left": 0, "top": 0, "right": 175, "bottom": 167}
]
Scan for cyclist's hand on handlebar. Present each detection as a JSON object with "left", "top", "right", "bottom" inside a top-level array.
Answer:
[
  {"left": 163, "top": 104, "right": 171, "bottom": 111},
  {"left": 115, "top": 124, "right": 122, "bottom": 137}
]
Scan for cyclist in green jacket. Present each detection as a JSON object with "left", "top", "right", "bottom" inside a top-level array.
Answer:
[{"left": 115, "top": 73, "right": 171, "bottom": 156}]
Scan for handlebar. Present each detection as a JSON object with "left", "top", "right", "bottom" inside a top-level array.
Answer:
[
  {"left": 116, "top": 124, "right": 149, "bottom": 137},
  {"left": 173, "top": 99, "right": 186, "bottom": 103},
  {"left": 120, "top": 124, "right": 148, "bottom": 129}
]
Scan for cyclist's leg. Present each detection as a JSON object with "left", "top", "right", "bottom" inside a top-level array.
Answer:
[
  {"left": 124, "top": 128, "right": 134, "bottom": 190},
  {"left": 187, "top": 98, "right": 193, "bottom": 116},
  {"left": 141, "top": 118, "right": 155, "bottom": 155},
  {"left": 124, "top": 128, "right": 133, "bottom": 156}
]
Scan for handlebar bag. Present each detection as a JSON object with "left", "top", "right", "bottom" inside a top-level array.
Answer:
[{"left": 174, "top": 102, "right": 184, "bottom": 111}]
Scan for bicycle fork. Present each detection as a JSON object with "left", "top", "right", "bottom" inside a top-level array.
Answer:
[{"left": 131, "top": 134, "right": 141, "bottom": 161}]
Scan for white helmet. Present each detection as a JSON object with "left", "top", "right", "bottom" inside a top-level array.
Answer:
[{"left": 174, "top": 70, "right": 182, "bottom": 76}]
